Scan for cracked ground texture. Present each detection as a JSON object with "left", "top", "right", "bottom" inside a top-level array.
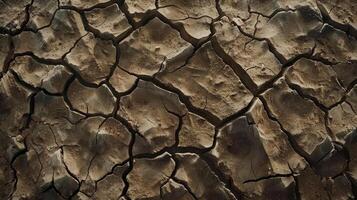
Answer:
[{"left": 0, "top": 0, "right": 356, "bottom": 200}]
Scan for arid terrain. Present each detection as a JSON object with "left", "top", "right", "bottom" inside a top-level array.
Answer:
[{"left": 0, "top": 0, "right": 356, "bottom": 199}]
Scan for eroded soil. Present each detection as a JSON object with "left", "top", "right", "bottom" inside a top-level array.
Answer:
[{"left": 0, "top": 0, "right": 356, "bottom": 199}]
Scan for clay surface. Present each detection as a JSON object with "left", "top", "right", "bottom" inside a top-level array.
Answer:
[{"left": 1, "top": 0, "right": 356, "bottom": 199}]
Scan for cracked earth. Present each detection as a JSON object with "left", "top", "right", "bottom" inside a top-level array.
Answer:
[{"left": 0, "top": 0, "right": 356, "bottom": 199}]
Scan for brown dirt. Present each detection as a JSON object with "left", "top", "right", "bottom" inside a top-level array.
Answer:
[{"left": 0, "top": 0, "right": 356, "bottom": 199}]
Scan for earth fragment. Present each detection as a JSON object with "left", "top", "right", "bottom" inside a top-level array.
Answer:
[{"left": 0, "top": 0, "right": 356, "bottom": 199}]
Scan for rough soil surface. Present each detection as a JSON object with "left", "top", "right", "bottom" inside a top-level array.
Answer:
[{"left": 0, "top": 0, "right": 356, "bottom": 199}]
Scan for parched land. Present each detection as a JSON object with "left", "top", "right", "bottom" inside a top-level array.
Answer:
[{"left": 0, "top": 0, "right": 356, "bottom": 199}]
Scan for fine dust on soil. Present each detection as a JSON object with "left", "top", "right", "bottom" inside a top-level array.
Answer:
[{"left": 0, "top": 0, "right": 356, "bottom": 200}]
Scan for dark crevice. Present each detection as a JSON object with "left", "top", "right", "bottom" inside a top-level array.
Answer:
[
  {"left": 211, "top": 37, "right": 258, "bottom": 93},
  {"left": 106, "top": 76, "right": 139, "bottom": 99},
  {"left": 7, "top": 134, "right": 29, "bottom": 199},
  {"left": 285, "top": 79, "right": 328, "bottom": 112},
  {"left": 50, "top": 169, "right": 72, "bottom": 200},
  {"left": 289, "top": 164, "right": 302, "bottom": 200},
  {"left": 155, "top": 12, "right": 203, "bottom": 46},
  {"left": 171, "top": 176, "right": 199, "bottom": 200},
  {"left": 215, "top": 0, "right": 224, "bottom": 18},
  {"left": 200, "top": 153, "right": 248, "bottom": 199},
  {"left": 79, "top": 9, "right": 117, "bottom": 43},
  {"left": 22, "top": 93, "right": 36, "bottom": 133},
  {"left": 117, "top": 1, "right": 136, "bottom": 28},
  {"left": 243, "top": 173, "right": 294, "bottom": 184},
  {"left": 59, "top": 0, "right": 117, "bottom": 12},
  {"left": 159, "top": 154, "right": 199, "bottom": 199},
  {"left": 25, "top": 7, "right": 60, "bottom": 33},
  {"left": 169, "top": 15, "right": 215, "bottom": 22},
  {"left": 157, "top": 32, "right": 212, "bottom": 75},
  {"left": 347, "top": 78, "right": 357, "bottom": 92},
  {"left": 170, "top": 155, "right": 199, "bottom": 200},
  {"left": 0, "top": 0, "right": 34, "bottom": 36},
  {"left": 2, "top": 36, "right": 15, "bottom": 75},
  {"left": 59, "top": 146, "right": 81, "bottom": 198},
  {"left": 254, "top": 45, "right": 316, "bottom": 97},
  {"left": 102, "top": 42, "right": 121, "bottom": 86},
  {"left": 60, "top": 32, "right": 89, "bottom": 59},
  {"left": 216, "top": 97, "right": 257, "bottom": 129},
  {"left": 316, "top": 2, "right": 357, "bottom": 39},
  {"left": 250, "top": 8, "right": 296, "bottom": 19},
  {"left": 119, "top": 127, "right": 136, "bottom": 197}
]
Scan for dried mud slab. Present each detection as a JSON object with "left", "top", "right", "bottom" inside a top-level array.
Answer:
[
  {"left": 27, "top": 0, "right": 58, "bottom": 30},
  {"left": 347, "top": 86, "right": 357, "bottom": 112},
  {"left": 14, "top": 9, "right": 87, "bottom": 60},
  {"left": 249, "top": 0, "right": 319, "bottom": 17},
  {"left": 124, "top": 0, "right": 156, "bottom": 22},
  {"left": 232, "top": 13, "right": 269, "bottom": 37},
  {"left": 0, "top": 133, "right": 20, "bottom": 200},
  {"left": 317, "top": 0, "right": 357, "bottom": 35},
  {"left": 67, "top": 79, "right": 116, "bottom": 115},
  {"left": 314, "top": 24, "right": 357, "bottom": 63},
  {"left": 65, "top": 33, "right": 117, "bottom": 84},
  {"left": 345, "top": 131, "right": 357, "bottom": 189},
  {"left": 158, "top": 42, "right": 253, "bottom": 119},
  {"left": 109, "top": 67, "right": 137, "bottom": 93},
  {"left": 118, "top": 81, "right": 186, "bottom": 154},
  {"left": 72, "top": 164, "right": 129, "bottom": 200},
  {"left": 0, "top": 34, "right": 10, "bottom": 73},
  {"left": 262, "top": 79, "right": 333, "bottom": 161},
  {"left": 0, "top": 0, "right": 31, "bottom": 32},
  {"left": 0, "top": 73, "right": 32, "bottom": 135},
  {"left": 160, "top": 179, "right": 195, "bottom": 200},
  {"left": 127, "top": 153, "right": 175, "bottom": 199},
  {"left": 331, "top": 61, "right": 357, "bottom": 88},
  {"left": 13, "top": 125, "right": 79, "bottom": 199},
  {"left": 174, "top": 153, "right": 236, "bottom": 200},
  {"left": 179, "top": 112, "right": 215, "bottom": 149},
  {"left": 119, "top": 80, "right": 217, "bottom": 154},
  {"left": 285, "top": 58, "right": 346, "bottom": 107},
  {"left": 246, "top": 100, "right": 307, "bottom": 174},
  {"left": 220, "top": 0, "right": 319, "bottom": 24},
  {"left": 85, "top": 4, "right": 132, "bottom": 39},
  {"left": 1, "top": 0, "right": 357, "bottom": 199},
  {"left": 328, "top": 86, "right": 357, "bottom": 142},
  {"left": 219, "top": 0, "right": 250, "bottom": 20},
  {"left": 22, "top": 92, "right": 130, "bottom": 186},
  {"left": 213, "top": 17, "right": 282, "bottom": 87},
  {"left": 59, "top": 0, "right": 110, "bottom": 9},
  {"left": 255, "top": 6, "right": 323, "bottom": 61},
  {"left": 91, "top": 164, "right": 128, "bottom": 200},
  {"left": 86, "top": 118, "right": 131, "bottom": 180},
  {"left": 296, "top": 165, "right": 354, "bottom": 200},
  {"left": 158, "top": 0, "right": 219, "bottom": 41},
  {"left": 207, "top": 100, "right": 306, "bottom": 198},
  {"left": 10, "top": 56, "right": 72, "bottom": 93},
  {"left": 118, "top": 17, "right": 193, "bottom": 76}
]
